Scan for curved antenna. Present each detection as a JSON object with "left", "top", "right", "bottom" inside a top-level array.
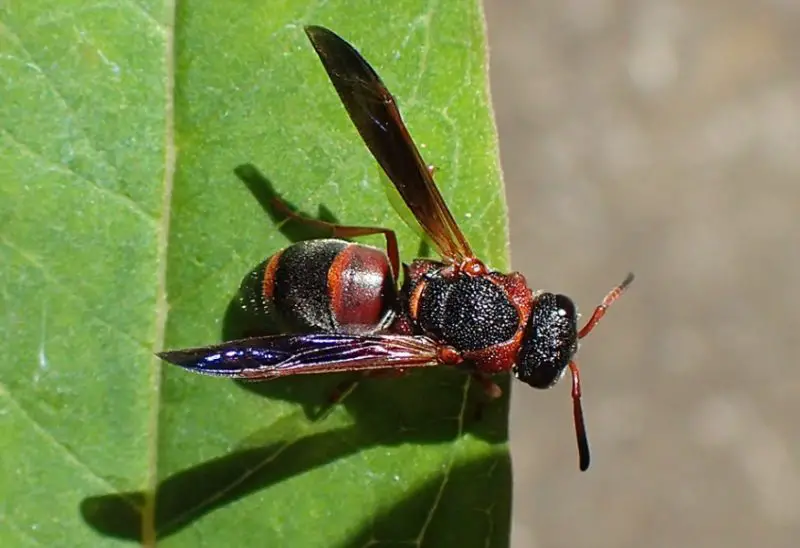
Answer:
[{"left": 578, "top": 272, "right": 635, "bottom": 339}]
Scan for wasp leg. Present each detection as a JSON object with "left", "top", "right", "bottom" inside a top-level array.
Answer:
[
  {"left": 313, "top": 369, "right": 409, "bottom": 421},
  {"left": 271, "top": 197, "right": 400, "bottom": 277},
  {"left": 311, "top": 377, "right": 359, "bottom": 421},
  {"left": 471, "top": 372, "right": 503, "bottom": 421},
  {"left": 474, "top": 372, "right": 502, "bottom": 399}
]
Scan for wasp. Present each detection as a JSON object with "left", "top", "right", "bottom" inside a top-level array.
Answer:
[{"left": 158, "top": 25, "right": 634, "bottom": 471}]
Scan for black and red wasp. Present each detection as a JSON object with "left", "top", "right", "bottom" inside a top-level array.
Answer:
[{"left": 159, "top": 25, "right": 634, "bottom": 471}]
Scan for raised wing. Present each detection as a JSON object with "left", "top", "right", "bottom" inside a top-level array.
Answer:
[
  {"left": 305, "top": 25, "right": 474, "bottom": 264},
  {"left": 158, "top": 333, "right": 441, "bottom": 380}
]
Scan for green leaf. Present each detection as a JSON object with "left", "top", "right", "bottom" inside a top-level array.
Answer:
[{"left": 0, "top": 1, "right": 510, "bottom": 546}]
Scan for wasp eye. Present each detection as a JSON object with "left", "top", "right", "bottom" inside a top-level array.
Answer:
[{"left": 514, "top": 293, "right": 579, "bottom": 389}]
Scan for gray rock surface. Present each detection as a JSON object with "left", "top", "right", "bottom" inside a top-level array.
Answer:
[{"left": 485, "top": 1, "right": 800, "bottom": 546}]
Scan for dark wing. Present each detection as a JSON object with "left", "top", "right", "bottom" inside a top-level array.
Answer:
[
  {"left": 158, "top": 333, "right": 441, "bottom": 380},
  {"left": 304, "top": 25, "right": 474, "bottom": 264}
]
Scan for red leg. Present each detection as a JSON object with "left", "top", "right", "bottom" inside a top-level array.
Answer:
[
  {"left": 471, "top": 372, "right": 503, "bottom": 421},
  {"left": 473, "top": 372, "right": 502, "bottom": 400},
  {"left": 310, "top": 376, "right": 361, "bottom": 421},
  {"left": 325, "top": 369, "right": 408, "bottom": 407},
  {"left": 313, "top": 368, "right": 408, "bottom": 420},
  {"left": 271, "top": 197, "right": 400, "bottom": 277},
  {"left": 568, "top": 361, "right": 591, "bottom": 471}
]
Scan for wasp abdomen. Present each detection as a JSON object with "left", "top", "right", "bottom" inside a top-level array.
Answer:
[
  {"left": 413, "top": 271, "right": 520, "bottom": 352},
  {"left": 241, "top": 239, "right": 396, "bottom": 333}
]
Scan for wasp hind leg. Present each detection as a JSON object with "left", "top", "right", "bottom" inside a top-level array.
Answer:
[
  {"left": 271, "top": 197, "right": 400, "bottom": 277},
  {"left": 311, "top": 369, "right": 409, "bottom": 421}
]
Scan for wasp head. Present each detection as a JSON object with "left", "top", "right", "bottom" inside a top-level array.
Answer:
[{"left": 513, "top": 293, "right": 579, "bottom": 389}]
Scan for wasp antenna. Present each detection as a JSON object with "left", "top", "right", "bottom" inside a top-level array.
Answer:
[
  {"left": 578, "top": 272, "right": 635, "bottom": 339},
  {"left": 618, "top": 271, "right": 635, "bottom": 292}
]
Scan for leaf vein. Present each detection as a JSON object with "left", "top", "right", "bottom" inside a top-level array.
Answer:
[
  {"left": 160, "top": 435, "right": 305, "bottom": 534},
  {"left": 0, "top": 383, "right": 120, "bottom": 494},
  {"left": 0, "top": 128, "right": 157, "bottom": 226},
  {"left": 0, "top": 238, "right": 156, "bottom": 351},
  {"left": 415, "top": 375, "right": 471, "bottom": 546},
  {"left": 140, "top": 0, "right": 177, "bottom": 544},
  {"left": 29, "top": 2, "right": 164, "bottom": 30},
  {"left": 0, "top": 20, "right": 125, "bottom": 186}
]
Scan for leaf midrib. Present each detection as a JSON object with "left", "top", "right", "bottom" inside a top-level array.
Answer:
[{"left": 142, "top": 2, "right": 177, "bottom": 545}]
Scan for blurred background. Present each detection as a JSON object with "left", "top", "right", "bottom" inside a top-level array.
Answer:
[{"left": 484, "top": 1, "right": 800, "bottom": 547}]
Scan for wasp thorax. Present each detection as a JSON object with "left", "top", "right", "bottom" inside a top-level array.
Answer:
[
  {"left": 513, "top": 293, "right": 579, "bottom": 389},
  {"left": 416, "top": 273, "right": 520, "bottom": 352}
]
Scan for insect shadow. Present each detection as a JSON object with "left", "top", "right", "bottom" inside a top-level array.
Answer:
[
  {"left": 340, "top": 454, "right": 511, "bottom": 547},
  {"left": 219, "top": 162, "right": 340, "bottom": 342},
  {"left": 80, "top": 164, "right": 505, "bottom": 542},
  {"left": 222, "top": 162, "right": 430, "bottom": 342},
  {"left": 80, "top": 443, "right": 511, "bottom": 543}
]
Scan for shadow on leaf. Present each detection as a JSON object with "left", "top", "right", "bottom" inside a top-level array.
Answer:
[
  {"left": 223, "top": 162, "right": 432, "bottom": 341},
  {"left": 234, "top": 162, "right": 340, "bottom": 243},
  {"left": 222, "top": 163, "right": 341, "bottom": 341},
  {"left": 81, "top": 425, "right": 368, "bottom": 540},
  {"left": 79, "top": 368, "right": 509, "bottom": 541},
  {"left": 339, "top": 454, "right": 512, "bottom": 548},
  {"left": 81, "top": 430, "right": 511, "bottom": 543}
]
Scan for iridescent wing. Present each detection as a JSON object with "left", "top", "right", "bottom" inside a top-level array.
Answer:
[{"left": 158, "top": 333, "right": 441, "bottom": 380}]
